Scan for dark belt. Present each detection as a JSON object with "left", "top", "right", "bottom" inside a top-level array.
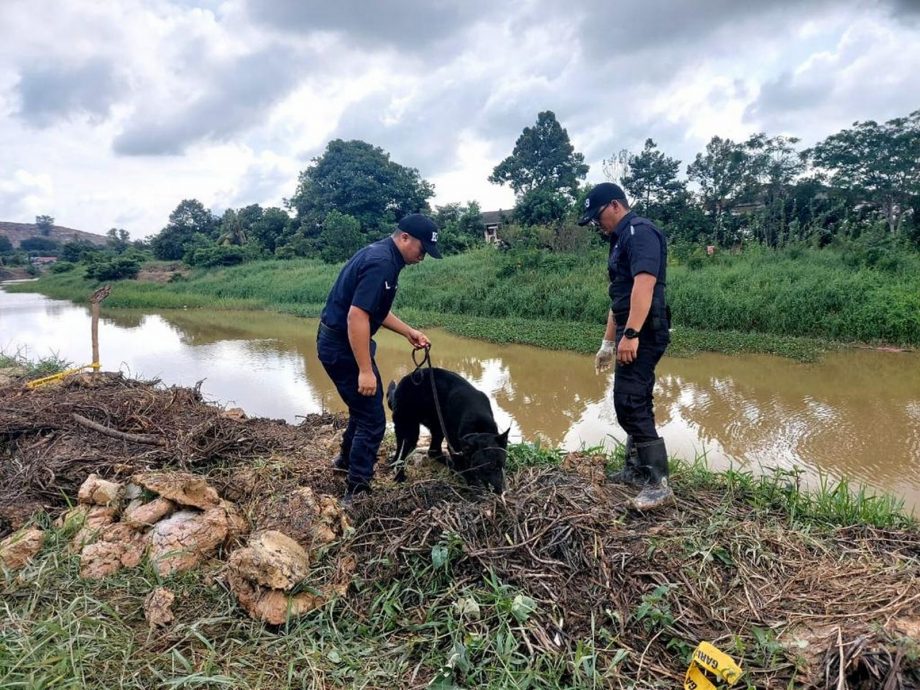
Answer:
[{"left": 317, "top": 321, "right": 347, "bottom": 340}]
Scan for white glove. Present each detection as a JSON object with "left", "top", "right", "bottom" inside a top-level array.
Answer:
[{"left": 595, "top": 339, "right": 616, "bottom": 374}]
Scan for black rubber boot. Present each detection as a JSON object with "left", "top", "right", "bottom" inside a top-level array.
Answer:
[
  {"left": 342, "top": 479, "right": 371, "bottom": 508},
  {"left": 607, "top": 435, "right": 648, "bottom": 487},
  {"left": 331, "top": 441, "right": 351, "bottom": 474},
  {"left": 632, "top": 438, "right": 674, "bottom": 511}
]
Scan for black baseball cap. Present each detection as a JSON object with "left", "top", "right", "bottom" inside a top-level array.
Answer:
[
  {"left": 577, "top": 182, "right": 629, "bottom": 226},
  {"left": 398, "top": 213, "right": 442, "bottom": 258}
]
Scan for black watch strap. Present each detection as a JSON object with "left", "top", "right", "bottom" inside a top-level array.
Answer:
[{"left": 624, "top": 327, "right": 639, "bottom": 339}]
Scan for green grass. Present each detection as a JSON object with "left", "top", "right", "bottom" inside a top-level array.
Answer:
[
  {"left": 8, "top": 244, "right": 919, "bottom": 359},
  {"left": 0, "top": 348, "right": 71, "bottom": 378}
]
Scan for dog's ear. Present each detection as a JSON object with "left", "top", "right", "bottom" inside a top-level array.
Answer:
[
  {"left": 497, "top": 427, "right": 510, "bottom": 447},
  {"left": 386, "top": 380, "right": 397, "bottom": 410}
]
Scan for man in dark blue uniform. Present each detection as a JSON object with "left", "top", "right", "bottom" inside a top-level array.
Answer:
[
  {"left": 578, "top": 183, "right": 674, "bottom": 511},
  {"left": 316, "top": 213, "right": 442, "bottom": 505}
]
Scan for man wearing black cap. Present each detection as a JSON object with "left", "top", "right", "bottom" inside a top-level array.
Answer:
[
  {"left": 316, "top": 213, "right": 443, "bottom": 505},
  {"left": 578, "top": 183, "right": 674, "bottom": 511}
]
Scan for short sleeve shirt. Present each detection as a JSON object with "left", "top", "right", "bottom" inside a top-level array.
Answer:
[
  {"left": 608, "top": 212, "right": 668, "bottom": 315},
  {"left": 321, "top": 238, "right": 406, "bottom": 335}
]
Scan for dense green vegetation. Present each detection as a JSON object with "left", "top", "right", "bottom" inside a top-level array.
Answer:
[{"left": 10, "top": 237, "right": 918, "bottom": 358}]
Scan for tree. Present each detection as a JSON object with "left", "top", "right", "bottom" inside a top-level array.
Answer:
[
  {"left": 0, "top": 236, "right": 13, "bottom": 254},
  {"left": 289, "top": 139, "right": 435, "bottom": 236},
  {"left": 20, "top": 237, "right": 58, "bottom": 252},
  {"left": 106, "top": 228, "right": 130, "bottom": 253},
  {"left": 810, "top": 110, "right": 920, "bottom": 234},
  {"left": 432, "top": 202, "right": 486, "bottom": 254},
  {"left": 513, "top": 188, "right": 573, "bottom": 226},
  {"left": 318, "top": 211, "right": 364, "bottom": 263},
  {"left": 490, "top": 111, "right": 589, "bottom": 199},
  {"left": 621, "top": 139, "right": 685, "bottom": 214},
  {"left": 150, "top": 199, "right": 218, "bottom": 260},
  {"left": 35, "top": 215, "right": 54, "bottom": 236},
  {"left": 686, "top": 136, "right": 755, "bottom": 244},
  {"left": 249, "top": 207, "right": 290, "bottom": 254},
  {"left": 217, "top": 209, "right": 247, "bottom": 246}
]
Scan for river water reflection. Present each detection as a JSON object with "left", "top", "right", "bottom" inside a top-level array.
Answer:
[{"left": 3, "top": 288, "right": 919, "bottom": 511}]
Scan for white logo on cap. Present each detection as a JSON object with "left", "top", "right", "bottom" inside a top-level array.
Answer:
[
  {"left": 584, "top": 198, "right": 590, "bottom": 208},
  {"left": 431, "top": 231, "right": 438, "bottom": 242}
]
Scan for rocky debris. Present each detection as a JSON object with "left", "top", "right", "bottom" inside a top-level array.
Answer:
[
  {"left": 229, "top": 530, "right": 310, "bottom": 590},
  {"left": 562, "top": 452, "right": 607, "bottom": 485},
  {"left": 228, "top": 579, "right": 327, "bottom": 625},
  {"left": 226, "top": 527, "right": 354, "bottom": 624},
  {"left": 79, "top": 524, "right": 148, "bottom": 580},
  {"left": 123, "top": 497, "right": 175, "bottom": 528},
  {"left": 135, "top": 472, "right": 220, "bottom": 511},
  {"left": 77, "top": 474, "right": 125, "bottom": 507},
  {"left": 258, "top": 487, "right": 350, "bottom": 549},
  {"left": 72, "top": 506, "right": 118, "bottom": 550},
  {"left": 124, "top": 483, "right": 143, "bottom": 501},
  {"left": 0, "top": 527, "right": 44, "bottom": 571},
  {"left": 144, "top": 587, "right": 176, "bottom": 627},
  {"left": 221, "top": 407, "right": 247, "bottom": 421},
  {"left": 149, "top": 504, "right": 240, "bottom": 576}
]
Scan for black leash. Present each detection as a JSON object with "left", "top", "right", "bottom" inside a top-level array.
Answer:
[{"left": 411, "top": 345, "right": 459, "bottom": 457}]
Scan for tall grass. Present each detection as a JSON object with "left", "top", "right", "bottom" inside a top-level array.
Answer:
[{"left": 8, "top": 244, "right": 920, "bottom": 348}]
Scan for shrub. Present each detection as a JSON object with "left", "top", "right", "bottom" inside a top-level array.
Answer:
[{"left": 85, "top": 257, "right": 140, "bottom": 281}]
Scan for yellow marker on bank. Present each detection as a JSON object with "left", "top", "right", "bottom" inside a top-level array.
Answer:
[
  {"left": 684, "top": 642, "right": 743, "bottom": 689},
  {"left": 26, "top": 362, "right": 100, "bottom": 389}
]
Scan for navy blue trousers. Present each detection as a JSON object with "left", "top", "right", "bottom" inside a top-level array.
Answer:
[
  {"left": 316, "top": 329, "right": 385, "bottom": 488},
  {"left": 613, "top": 320, "right": 669, "bottom": 444}
]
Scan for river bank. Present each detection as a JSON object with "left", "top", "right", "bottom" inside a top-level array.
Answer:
[
  {"left": 2, "top": 360, "right": 919, "bottom": 688},
  {"left": 5, "top": 259, "right": 848, "bottom": 361}
]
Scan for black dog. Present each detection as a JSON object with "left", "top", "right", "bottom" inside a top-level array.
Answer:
[{"left": 386, "top": 368, "right": 508, "bottom": 493}]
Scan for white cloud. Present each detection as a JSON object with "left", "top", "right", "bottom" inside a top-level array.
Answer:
[{"left": 0, "top": 0, "right": 918, "bottom": 236}]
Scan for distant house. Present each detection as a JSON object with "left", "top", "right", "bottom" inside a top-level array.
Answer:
[
  {"left": 30, "top": 256, "right": 58, "bottom": 266},
  {"left": 480, "top": 210, "right": 509, "bottom": 244}
]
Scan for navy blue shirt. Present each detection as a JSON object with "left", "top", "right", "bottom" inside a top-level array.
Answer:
[
  {"left": 321, "top": 238, "right": 405, "bottom": 335},
  {"left": 608, "top": 211, "right": 668, "bottom": 316}
]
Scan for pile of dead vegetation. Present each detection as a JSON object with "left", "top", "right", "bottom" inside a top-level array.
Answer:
[
  {"left": 0, "top": 371, "right": 343, "bottom": 535},
  {"left": 2, "top": 372, "right": 920, "bottom": 688}
]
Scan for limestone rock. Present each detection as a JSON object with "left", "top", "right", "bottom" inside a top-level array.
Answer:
[
  {"left": 72, "top": 506, "right": 118, "bottom": 550},
  {"left": 134, "top": 472, "right": 220, "bottom": 510},
  {"left": 221, "top": 407, "right": 247, "bottom": 421},
  {"left": 78, "top": 474, "right": 125, "bottom": 507},
  {"left": 54, "top": 504, "right": 89, "bottom": 530},
  {"left": 144, "top": 587, "right": 176, "bottom": 627},
  {"left": 259, "top": 487, "right": 350, "bottom": 548},
  {"left": 229, "top": 530, "right": 310, "bottom": 591},
  {"left": 124, "top": 497, "right": 175, "bottom": 528},
  {"left": 228, "top": 572, "right": 326, "bottom": 625},
  {"left": 0, "top": 527, "right": 44, "bottom": 571},
  {"left": 149, "top": 507, "right": 229, "bottom": 576},
  {"left": 79, "top": 523, "right": 148, "bottom": 580}
]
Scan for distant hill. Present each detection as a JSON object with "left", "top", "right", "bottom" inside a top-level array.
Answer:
[{"left": 0, "top": 221, "right": 108, "bottom": 249}]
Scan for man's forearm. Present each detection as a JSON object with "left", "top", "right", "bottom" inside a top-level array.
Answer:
[
  {"left": 626, "top": 274, "right": 656, "bottom": 331},
  {"left": 604, "top": 309, "right": 616, "bottom": 340},
  {"left": 347, "top": 307, "right": 373, "bottom": 372},
  {"left": 381, "top": 311, "right": 411, "bottom": 338}
]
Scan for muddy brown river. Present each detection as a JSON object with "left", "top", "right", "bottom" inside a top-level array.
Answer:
[{"left": 3, "top": 288, "right": 919, "bottom": 512}]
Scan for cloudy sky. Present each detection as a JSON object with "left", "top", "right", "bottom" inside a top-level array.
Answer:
[{"left": 1, "top": 0, "right": 918, "bottom": 239}]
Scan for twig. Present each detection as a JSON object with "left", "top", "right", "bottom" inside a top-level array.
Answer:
[{"left": 71, "top": 413, "right": 166, "bottom": 446}]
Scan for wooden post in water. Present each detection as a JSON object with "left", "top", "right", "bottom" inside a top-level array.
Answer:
[{"left": 89, "top": 285, "right": 111, "bottom": 372}]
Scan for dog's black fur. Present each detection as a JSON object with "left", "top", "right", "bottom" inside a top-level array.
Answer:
[{"left": 386, "top": 367, "right": 508, "bottom": 493}]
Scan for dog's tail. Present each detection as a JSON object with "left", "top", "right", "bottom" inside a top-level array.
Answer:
[{"left": 386, "top": 380, "right": 397, "bottom": 411}]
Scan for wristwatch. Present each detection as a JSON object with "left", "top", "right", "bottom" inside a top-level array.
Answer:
[{"left": 624, "top": 327, "right": 640, "bottom": 340}]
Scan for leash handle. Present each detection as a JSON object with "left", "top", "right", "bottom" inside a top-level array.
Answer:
[{"left": 412, "top": 344, "right": 431, "bottom": 370}]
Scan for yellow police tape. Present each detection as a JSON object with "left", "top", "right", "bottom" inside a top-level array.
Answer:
[
  {"left": 25, "top": 362, "right": 100, "bottom": 389},
  {"left": 684, "top": 642, "right": 743, "bottom": 689}
]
